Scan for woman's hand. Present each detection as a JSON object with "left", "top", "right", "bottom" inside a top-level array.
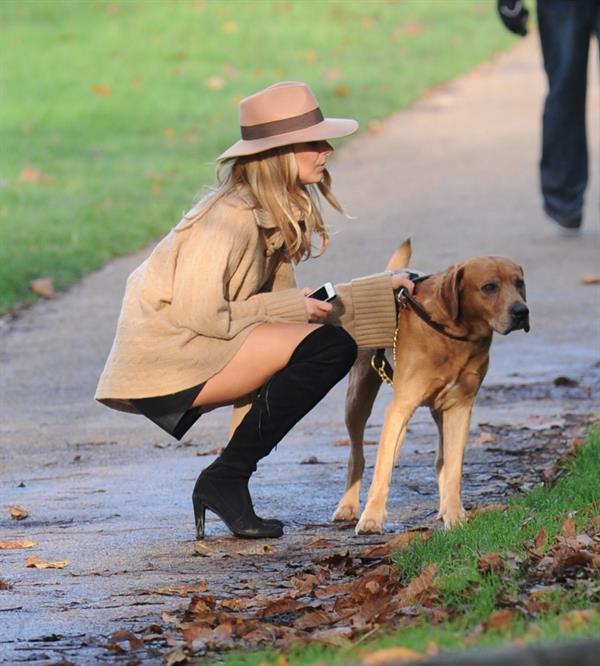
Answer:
[
  {"left": 303, "top": 288, "right": 333, "bottom": 323},
  {"left": 390, "top": 271, "right": 415, "bottom": 295}
]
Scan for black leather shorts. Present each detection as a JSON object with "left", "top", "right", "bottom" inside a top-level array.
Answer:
[{"left": 130, "top": 383, "right": 205, "bottom": 440}]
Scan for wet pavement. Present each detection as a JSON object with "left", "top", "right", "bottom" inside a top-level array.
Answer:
[{"left": 1, "top": 36, "right": 599, "bottom": 664}]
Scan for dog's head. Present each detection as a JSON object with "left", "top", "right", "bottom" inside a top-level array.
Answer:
[{"left": 438, "top": 256, "right": 529, "bottom": 335}]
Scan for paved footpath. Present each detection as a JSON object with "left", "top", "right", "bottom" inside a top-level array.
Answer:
[{"left": 1, "top": 36, "right": 599, "bottom": 663}]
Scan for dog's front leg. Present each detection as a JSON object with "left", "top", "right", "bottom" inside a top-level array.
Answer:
[
  {"left": 436, "top": 402, "right": 473, "bottom": 528},
  {"left": 356, "top": 402, "right": 413, "bottom": 534}
]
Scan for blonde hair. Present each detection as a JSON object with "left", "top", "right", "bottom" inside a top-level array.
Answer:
[{"left": 188, "top": 147, "right": 344, "bottom": 264}]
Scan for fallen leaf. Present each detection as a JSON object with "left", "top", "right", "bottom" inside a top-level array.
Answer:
[
  {"left": 361, "top": 16, "right": 376, "bottom": 30},
  {"left": 223, "top": 64, "right": 239, "bottom": 78},
  {"left": 483, "top": 609, "right": 515, "bottom": 632},
  {"left": 477, "top": 553, "right": 504, "bottom": 575},
  {"left": 474, "top": 431, "right": 496, "bottom": 446},
  {"left": 399, "top": 563, "right": 437, "bottom": 605},
  {"left": 0, "top": 578, "right": 13, "bottom": 590},
  {"left": 469, "top": 504, "right": 508, "bottom": 519},
  {"left": 558, "top": 609, "right": 596, "bottom": 633},
  {"left": 164, "top": 646, "right": 189, "bottom": 665},
  {"left": 303, "top": 49, "right": 319, "bottom": 64},
  {"left": 30, "top": 277, "right": 55, "bottom": 298},
  {"left": 164, "top": 127, "right": 176, "bottom": 139},
  {"left": 323, "top": 68, "right": 342, "bottom": 82},
  {"left": 19, "top": 167, "right": 51, "bottom": 185},
  {"left": 561, "top": 517, "right": 577, "bottom": 539},
  {"left": 0, "top": 540, "right": 37, "bottom": 550},
  {"left": 109, "top": 629, "right": 144, "bottom": 650},
  {"left": 301, "top": 456, "right": 320, "bottom": 464},
  {"left": 311, "top": 626, "right": 352, "bottom": 647},
  {"left": 205, "top": 76, "right": 225, "bottom": 91},
  {"left": 534, "top": 526, "right": 547, "bottom": 552},
  {"left": 520, "top": 415, "right": 565, "bottom": 431},
  {"left": 334, "top": 85, "right": 351, "bottom": 98},
  {"left": 143, "top": 581, "right": 207, "bottom": 596},
  {"left": 368, "top": 120, "right": 385, "bottom": 134},
  {"left": 181, "top": 623, "right": 215, "bottom": 648},
  {"left": 221, "top": 20, "right": 237, "bottom": 33},
  {"left": 334, "top": 438, "right": 377, "bottom": 447},
  {"left": 196, "top": 446, "right": 224, "bottom": 456},
  {"left": 130, "top": 75, "right": 141, "bottom": 88},
  {"left": 93, "top": 83, "right": 112, "bottom": 97},
  {"left": 361, "top": 646, "right": 424, "bottom": 665},
  {"left": 294, "top": 609, "right": 335, "bottom": 630},
  {"left": 25, "top": 556, "right": 67, "bottom": 569},
  {"left": 8, "top": 505, "right": 29, "bottom": 520},
  {"left": 580, "top": 274, "right": 600, "bottom": 285},
  {"left": 232, "top": 542, "right": 276, "bottom": 557},
  {"left": 305, "top": 536, "right": 336, "bottom": 550},
  {"left": 405, "top": 21, "right": 424, "bottom": 36}
]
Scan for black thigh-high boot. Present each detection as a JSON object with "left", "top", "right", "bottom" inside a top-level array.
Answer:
[{"left": 193, "top": 325, "right": 357, "bottom": 539}]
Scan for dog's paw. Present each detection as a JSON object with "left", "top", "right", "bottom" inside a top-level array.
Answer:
[
  {"left": 332, "top": 504, "right": 358, "bottom": 522},
  {"left": 440, "top": 505, "right": 467, "bottom": 529},
  {"left": 355, "top": 514, "right": 384, "bottom": 535}
]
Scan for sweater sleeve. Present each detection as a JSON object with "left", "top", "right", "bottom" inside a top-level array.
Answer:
[
  {"left": 170, "top": 218, "right": 307, "bottom": 338},
  {"left": 327, "top": 272, "right": 397, "bottom": 348}
]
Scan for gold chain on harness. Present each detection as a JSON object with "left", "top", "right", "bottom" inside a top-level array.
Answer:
[{"left": 370, "top": 323, "right": 400, "bottom": 387}]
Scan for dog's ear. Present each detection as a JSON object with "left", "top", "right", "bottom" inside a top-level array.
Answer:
[
  {"left": 439, "top": 264, "right": 464, "bottom": 321},
  {"left": 386, "top": 238, "right": 412, "bottom": 270}
]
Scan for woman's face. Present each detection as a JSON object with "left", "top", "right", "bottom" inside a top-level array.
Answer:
[{"left": 293, "top": 141, "right": 334, "bottom": 184}]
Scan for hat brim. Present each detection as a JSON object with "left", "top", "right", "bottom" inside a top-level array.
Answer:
[{"left": 216, "top": 117, "right": 358, "bottom": 161}]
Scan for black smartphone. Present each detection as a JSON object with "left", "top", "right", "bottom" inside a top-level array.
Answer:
[{"left": 307, "top": 282, "right": 336, "bottom": 302}]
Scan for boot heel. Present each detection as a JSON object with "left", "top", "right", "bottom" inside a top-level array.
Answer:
[{"left": 193, "top": 497, "right": 206, "bottom": 539}]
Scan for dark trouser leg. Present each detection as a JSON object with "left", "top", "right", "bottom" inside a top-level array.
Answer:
[
  {"left": 193, "top": 325, "right": 358, "bottom": 539},
  {"left": 538, "top": 0, "right": 597, "bottom": 224}
]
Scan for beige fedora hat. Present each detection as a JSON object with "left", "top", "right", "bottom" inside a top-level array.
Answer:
[{"left": 217, "top": 81, "right": 358, "bottom": 161}]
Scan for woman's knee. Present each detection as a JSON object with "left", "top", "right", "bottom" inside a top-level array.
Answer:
[{"left": 327, "top": 325, "right": 358, "bottom": 369}]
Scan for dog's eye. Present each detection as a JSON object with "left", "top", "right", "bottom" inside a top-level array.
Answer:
[
  {"left": 482, "top": 283, "right": 498, "bottom": 294},
  {"left": 515, "top": 279, "right": 525, "bottom": 290}
]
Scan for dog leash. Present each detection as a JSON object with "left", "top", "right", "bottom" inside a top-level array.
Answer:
[{"left": 371, "top": 273, "right": 470, "bottom": 386}]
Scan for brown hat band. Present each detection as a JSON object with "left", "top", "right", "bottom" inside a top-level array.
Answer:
[{"left": 240, "top": 107, "right": 324, "bottom": 140}]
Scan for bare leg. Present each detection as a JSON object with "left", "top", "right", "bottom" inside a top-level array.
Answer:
[{"left": 193, "top": 322, "right": 321, "bottom": 408}]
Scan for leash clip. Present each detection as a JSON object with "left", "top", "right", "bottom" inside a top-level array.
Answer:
[{"left": 396, "top": 288, "right": 408, "bottom": 310}]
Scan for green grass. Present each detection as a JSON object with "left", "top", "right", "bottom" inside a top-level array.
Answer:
[
  {"left": 212, "top": 426, "right": 600, "bottom": 666},
  {"left": 0, "top": 0, "right": 515, "bottom": 314}
]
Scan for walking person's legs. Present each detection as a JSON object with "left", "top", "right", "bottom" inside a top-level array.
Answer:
[
  {"left": 192, "top": 323, "right": 358, "bottom": 539},
  {"left": 538, "top": 0, "right": 598, "bottom": 231}
]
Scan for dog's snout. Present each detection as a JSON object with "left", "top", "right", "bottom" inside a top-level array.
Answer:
[
  {"left": 510, "top": 303, "right": 530, "bottom": 332},
  {"left": 511, "top": 303, "right": 529, "bottom": 318}
]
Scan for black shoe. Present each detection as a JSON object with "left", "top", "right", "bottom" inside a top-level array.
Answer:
[
  {"left": 192, "top": 473, "right": 283, "bottom": 540},
  {"left": 544, "top": 205, "right": 582, "bottom": 236}
]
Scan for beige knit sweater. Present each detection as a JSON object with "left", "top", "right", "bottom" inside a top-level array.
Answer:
[{"left": 95, "top": 189, "right": 397, "bottom": 413}]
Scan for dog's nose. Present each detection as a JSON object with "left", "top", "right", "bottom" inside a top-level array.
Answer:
[{"left": 510, "top": 303, "right": 530, "bottom": 332}]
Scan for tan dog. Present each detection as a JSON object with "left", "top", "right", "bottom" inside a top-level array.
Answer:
[{"left": 333, "top": 240, "right": 529, "bottom": 534}]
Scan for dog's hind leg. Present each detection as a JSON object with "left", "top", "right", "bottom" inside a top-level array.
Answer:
[
  {"left": 435, "top": 402, "right": 472, "bottom": 528},
  {"left": 430, "top": 408, "right": 446, "bottom": 516},
  {"left": 332, "top": 350, "right": 382, "bottom": 522}
]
